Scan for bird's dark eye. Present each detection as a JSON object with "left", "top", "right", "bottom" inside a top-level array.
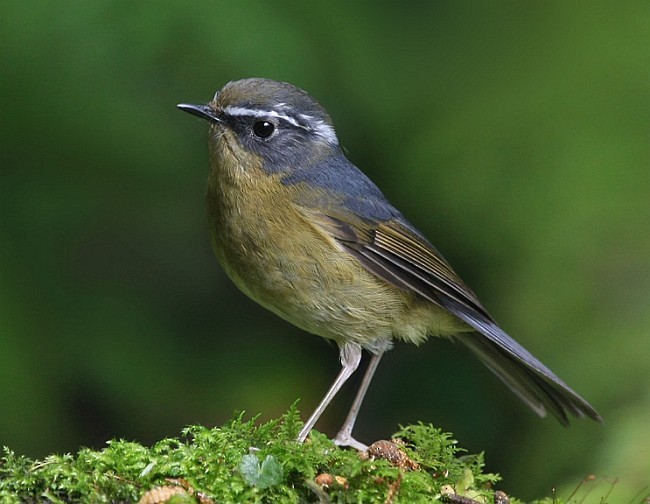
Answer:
[{"left": 252, "top": 120, "right": 275, "bottom": 138}]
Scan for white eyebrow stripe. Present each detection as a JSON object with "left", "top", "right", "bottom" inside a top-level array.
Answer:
[
  {"left": 300, "top": 115, "right": 338, "bottom": 145},
  {"left": 222, "top": 106, "right": 302, "bottom": 128},
  {"left": 221, "top": 106, "right": 338, "bottom": 145}
]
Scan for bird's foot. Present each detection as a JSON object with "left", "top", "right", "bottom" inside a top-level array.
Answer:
[{"left": 333, "top": 430, "right": 368, "bottom": 451}]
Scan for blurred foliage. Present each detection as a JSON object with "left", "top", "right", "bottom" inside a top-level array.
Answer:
[{"left": 1, "top": 1, "right": 648, "bottom": 501}]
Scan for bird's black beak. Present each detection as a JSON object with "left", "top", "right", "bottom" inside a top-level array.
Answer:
[{"left": 177, "top": 103, "right": 221, "bottom": 124}]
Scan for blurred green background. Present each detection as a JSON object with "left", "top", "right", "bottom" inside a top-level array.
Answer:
[{"left": 1, "top": 1, "right": 649, "bottom": 500}]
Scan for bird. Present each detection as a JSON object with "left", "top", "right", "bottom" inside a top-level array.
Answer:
[{"left": 178, "top": 78, "right": 601, "bottom": 450}]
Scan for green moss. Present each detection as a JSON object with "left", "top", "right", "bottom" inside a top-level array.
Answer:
[{"left": 0, "top": 405, "right": 570, "bottom": 503}]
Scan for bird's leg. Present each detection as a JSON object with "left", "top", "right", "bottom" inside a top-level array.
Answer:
[
  {"left": 297, "top": 342, "right": 362, "bottom": 443},
  {"left": 333, "top": 351, "right": 384, "bottom": 451}
]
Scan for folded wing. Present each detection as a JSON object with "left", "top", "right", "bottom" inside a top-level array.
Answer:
[{"left": 306, "top": 209, "right": 602, "bottom": 424}]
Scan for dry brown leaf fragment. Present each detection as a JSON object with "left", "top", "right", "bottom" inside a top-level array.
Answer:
[
  {"left": 314, "top": 473, "right": 335, "bottom": 487},
  {"left": 138, "top": 478, "right": 214, "bottom": 504},
  {"left": 138, "top": 485, "right": 188, "bottom": 504},
  {"left": 362, "top": 440, "right": 420, "bottom": 471},
  {"left": 314, "top": 472, "right": 349, "bottom": 490},
  {"left": 494, "top": 490, "right": 510, "bottom": 504},
  {"left": 383, "top": 472, "right": 403, "bottom": 504}
]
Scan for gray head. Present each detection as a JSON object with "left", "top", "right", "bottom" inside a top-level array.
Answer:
[{"left": 178, "top": 78, "right": 339, "bottom": 172}]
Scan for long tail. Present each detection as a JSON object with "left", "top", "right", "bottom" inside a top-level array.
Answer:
[{"left": 455, "top": 325, "right": 602, "bottom": 425}]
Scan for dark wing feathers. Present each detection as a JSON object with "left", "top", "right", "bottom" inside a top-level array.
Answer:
[{"left": 311, "top": 211, "right": 601, "bottom": 424}]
